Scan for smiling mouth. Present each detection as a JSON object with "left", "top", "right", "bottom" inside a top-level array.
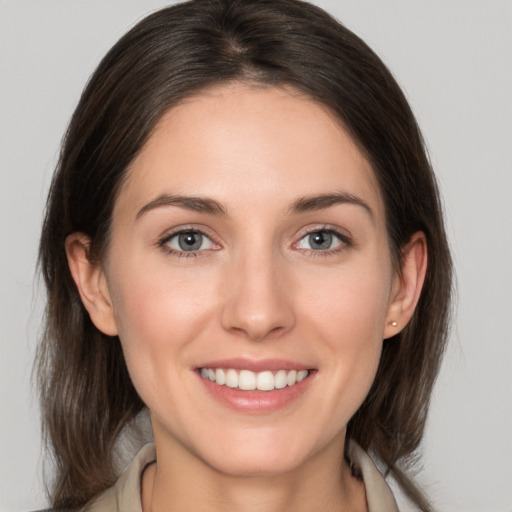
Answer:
[{"left": 199, "top": 368, "right": 310, "bottom": 391}]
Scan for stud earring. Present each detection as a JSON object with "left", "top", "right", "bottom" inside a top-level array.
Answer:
[{"left": 390, "top": 321, "right": 398, "bottom": 327}]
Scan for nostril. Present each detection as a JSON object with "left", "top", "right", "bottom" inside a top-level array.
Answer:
[{"left": 228, "top": 321, "right": 289, "bottom": 343}]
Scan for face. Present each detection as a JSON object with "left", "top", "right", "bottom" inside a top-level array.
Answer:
[{"left": 88, "top": 84, "right": 402, "bottom": 476}]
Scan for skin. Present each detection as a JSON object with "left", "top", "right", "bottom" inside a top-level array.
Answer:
[{"left": 66, "top": 83, "right": 427, "bottom": 511}]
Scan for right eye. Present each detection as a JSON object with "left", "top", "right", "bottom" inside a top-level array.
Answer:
[{"left": 160, "top": 230, "right": 215, "bottom": 254}]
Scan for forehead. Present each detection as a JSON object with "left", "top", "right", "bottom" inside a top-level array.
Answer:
[{"left": 117, "top": 83, "right": 384, "bottom": 219}]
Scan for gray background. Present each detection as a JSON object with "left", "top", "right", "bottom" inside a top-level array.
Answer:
[{"left": 1, "top": 1, "right": 511, "bottom": 511}]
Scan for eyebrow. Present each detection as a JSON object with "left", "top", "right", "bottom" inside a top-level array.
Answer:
[
  {"left": 136, "top": 194, "right": 227, "bottom": 219},
  {"left": 135, "top": 191, "right": 373, "bottom": 220},
  {"left": 288, "top": 192, "right": 373, "bottom": 218}
]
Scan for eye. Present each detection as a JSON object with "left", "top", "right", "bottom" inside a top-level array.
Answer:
[
  {"left": 296, "top": 229, "right": 345, "bottom": 251},
  {"left": 162, "top": 230, "right": 215, "bottom": 253}
]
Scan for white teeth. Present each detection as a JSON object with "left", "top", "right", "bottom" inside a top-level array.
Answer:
[
  {"left": 256, "top": 371, "right": 274, "bottom": 391},
  {"left": 225, "top": 369, "right": 238, "bottom": 388},
  {"left": 287, "top": 370, "right": 297, "bottom": 387},
  {"left": 297, "top": 370, "right": 308, "bottom": 382},
  {"left": 239, "top": 370, "right": 256, "bottom": 390},
  {"left": 200, "top": 368, "right": 310, "bottom": 391},
  {"left": 215, "top": 368, "right": 226, "bottom": 385},
  {"left": 274, "top": 369, "right": 288, "bottom": 389}
]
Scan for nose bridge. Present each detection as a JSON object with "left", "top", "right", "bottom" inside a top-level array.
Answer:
[{"left": 221, "top": 240, "right": 294, "bottom": 341}]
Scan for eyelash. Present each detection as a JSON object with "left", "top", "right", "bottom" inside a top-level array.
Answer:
[
  {"left": 158, "top": 228, "right": 215, "bottom": 259},
  {"left": 157, "top": 226, "right": 352, "bottom": 259},
  {"left": 295, "top": 227, "right": 352, "bottom": 257}
]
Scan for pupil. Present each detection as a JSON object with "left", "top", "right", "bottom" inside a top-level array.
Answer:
[
  {"left": 310, "top": 231, "right": 332, "bottom": 250},
  {"left": 178, "top": 232, "right": 202, "bottom": 251}
]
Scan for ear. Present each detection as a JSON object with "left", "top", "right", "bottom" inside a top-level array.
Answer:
[
  {"left": 383, "top": 231, "right": 427, "bottom": 339},
  {"left": 65, "top": 233, "right": 118, "bottom": 336}
]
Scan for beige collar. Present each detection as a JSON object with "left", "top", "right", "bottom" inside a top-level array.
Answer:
[{"left": 83, "top": 441, "right": 399, "bottom": 512}]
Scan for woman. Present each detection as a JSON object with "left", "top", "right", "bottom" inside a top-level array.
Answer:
[{"left": 36, "top": 0, "right": 452, "bottom": 510}]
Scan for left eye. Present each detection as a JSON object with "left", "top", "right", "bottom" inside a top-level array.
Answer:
[
  {"left": 296, "top": 230, "right": 343, "bottom": 251},
  {"left": 164, "top": 231, "right": 214, "bottom": 252}
]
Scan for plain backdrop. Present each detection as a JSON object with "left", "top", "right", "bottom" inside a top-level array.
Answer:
[{"left": 1, "top": 1, "right": 511, "bottom": 511}]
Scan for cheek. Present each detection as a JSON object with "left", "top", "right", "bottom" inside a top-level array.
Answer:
[
  {"left": 299, "top": 258, "right": 392, "bottom": 343},
  {"left": 107, "top": 262, "right": 219, "bottom": 394},
  {"left": 296, "top": 259, "right": 392, "bottom": 415},
  {"left": 111, "top": 260, "right": 215, "bottom": 340}
]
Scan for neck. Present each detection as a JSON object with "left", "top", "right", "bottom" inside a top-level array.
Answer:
[{"left": 142, "top": 429, "right": 367, "bottom": 512}]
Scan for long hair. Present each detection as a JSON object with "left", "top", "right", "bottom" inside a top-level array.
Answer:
[{"left": 37, "top": 0, "right": 452, "bottom": 509}]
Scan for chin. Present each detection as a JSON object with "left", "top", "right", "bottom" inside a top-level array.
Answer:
[
  {"left": 191, "top": 425, "right": 327, "bottom": 478},
  {"left": 204, "top": 448, "right": 307, "bottom": 478}
]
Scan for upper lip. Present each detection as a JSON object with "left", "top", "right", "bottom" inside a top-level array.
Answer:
[{"left": 195, "top": 358, "right": 312, "bottom": 372}]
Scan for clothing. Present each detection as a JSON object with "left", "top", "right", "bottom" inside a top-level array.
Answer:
[{"left": 81, "top": 441, "right": 399, "bottom": 512}]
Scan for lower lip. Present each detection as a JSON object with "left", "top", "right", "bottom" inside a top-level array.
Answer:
[{"left": 197, "top": 371, "right": 315, "bottom": 414}]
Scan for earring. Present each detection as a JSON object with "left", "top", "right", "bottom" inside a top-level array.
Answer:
[{"left": 390, "top": 321, "right": 398, "bottom": 327}]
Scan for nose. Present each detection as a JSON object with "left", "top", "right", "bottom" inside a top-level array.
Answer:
[{"left": 220, "top": 249, "right": 295, "bottom": 342}]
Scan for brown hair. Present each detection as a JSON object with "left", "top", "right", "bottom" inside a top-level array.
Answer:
[{"left": 37, "top": 0, "right": 452, "bottom": 509}]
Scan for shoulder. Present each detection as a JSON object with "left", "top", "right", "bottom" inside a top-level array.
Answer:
[{"left": 32, "top": 444, "right": 156, "bottom": 512}]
